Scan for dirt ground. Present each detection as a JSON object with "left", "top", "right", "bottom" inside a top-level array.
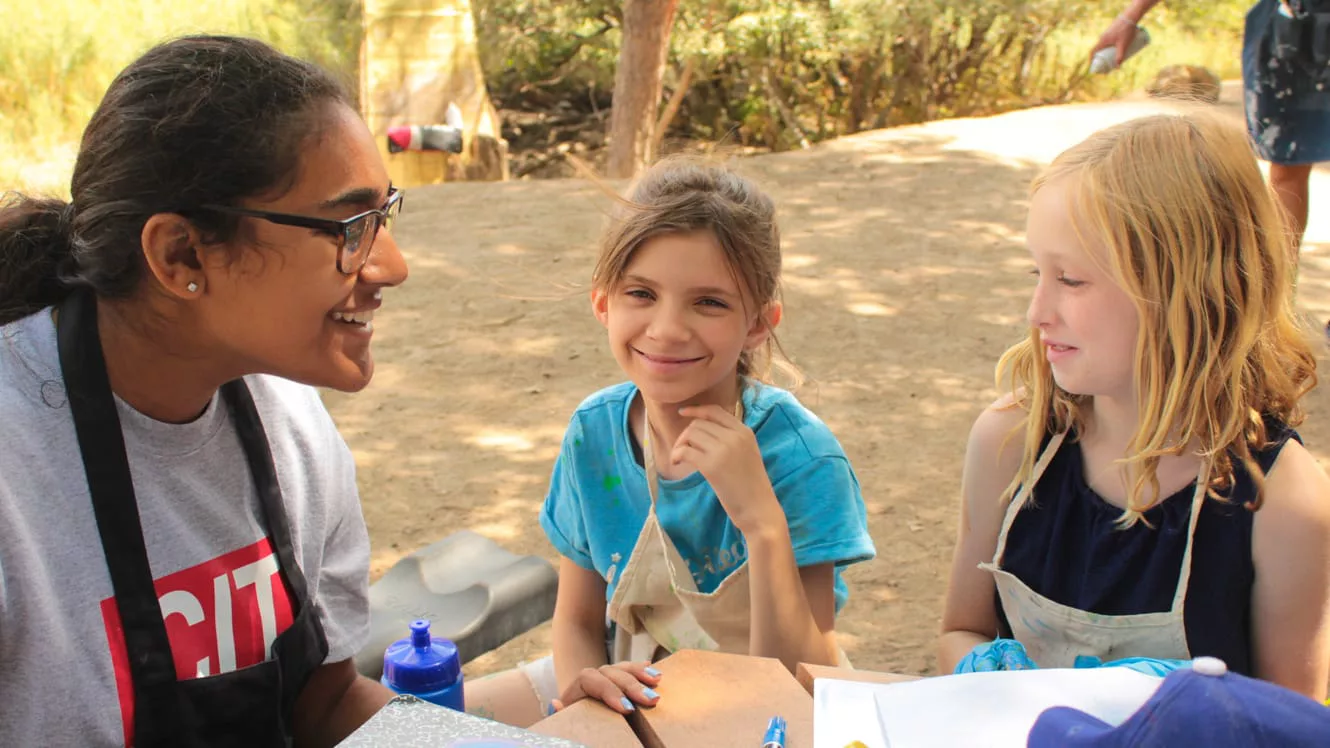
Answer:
[{"left": 321, "top": 82, "right": 1330, "bottom": 680}]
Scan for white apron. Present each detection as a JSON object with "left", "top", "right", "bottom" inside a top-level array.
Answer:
[{"left": 978, "top": 431, "right": 1210, "bottom": 668}]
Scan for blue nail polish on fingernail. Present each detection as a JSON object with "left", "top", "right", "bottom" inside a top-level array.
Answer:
[
  {"left": 645, "top": 666, "right": 662, "bottom": 677},
  {"left": 620, "top": 696, "right": 636, "bottom": 711},
  {"left": 643, "top": 687, "right": 659, "bottom": 699}
]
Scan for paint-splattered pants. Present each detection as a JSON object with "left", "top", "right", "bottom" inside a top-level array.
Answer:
[{"left": 1242, "top": 0, "right": 1330, "bottom": 164}]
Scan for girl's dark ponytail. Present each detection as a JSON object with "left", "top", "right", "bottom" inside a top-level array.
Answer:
[{"left": 0, "top": 195, "right": 78, "bottom": 324}]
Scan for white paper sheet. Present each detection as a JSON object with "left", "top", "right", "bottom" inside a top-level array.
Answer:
[{"left": 813, "top": 668, "right": 1163, "bottom": 748}]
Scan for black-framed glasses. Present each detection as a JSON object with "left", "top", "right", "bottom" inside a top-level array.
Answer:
[{"left": 200, "top": 188, "right": 404, "bottom": 274}]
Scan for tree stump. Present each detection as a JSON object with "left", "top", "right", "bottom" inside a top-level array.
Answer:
[{"left": 1146, "top": 65, "right": 1222, "bottom": 105}]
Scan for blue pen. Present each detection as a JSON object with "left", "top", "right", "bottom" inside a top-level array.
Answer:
[{"left": 761, "top": 715, "right": 786, "bottom": 748}]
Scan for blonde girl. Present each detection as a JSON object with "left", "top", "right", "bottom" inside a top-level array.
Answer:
[{"left": 939, "top": 111, "right": 1330, "bottom": 700}]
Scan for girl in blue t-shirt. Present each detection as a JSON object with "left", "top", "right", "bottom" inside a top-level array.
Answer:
[
  {"left": 469, "top": 157, "right": 875, "bottom": 723},
  {"left": 938, "top": 111, "right": 1330, "bottom": 701}
]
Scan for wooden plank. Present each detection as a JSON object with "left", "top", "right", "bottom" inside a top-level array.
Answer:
[
  {"left": 629, "top": 650, "right": 813, "bottom": 748},
  {"left": 530, "top": 699, "right": 645, "bottom": 748},
  {"left": 795, "top": 662, "right": 921, "bottom": 695}
]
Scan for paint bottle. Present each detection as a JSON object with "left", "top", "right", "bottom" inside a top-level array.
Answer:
[{"left": 1091, "top": 26, "right": 1152, "bottom": 74}]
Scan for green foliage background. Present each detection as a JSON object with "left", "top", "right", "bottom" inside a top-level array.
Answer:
[
  {"left": 2, "top": 0, "right": 1250, "bottom": 192},
  {"left": 475, "top": 0, "right": 1249, "bottom": 150},
  {"left": 0, "top": 0, "right": 359, "bottom": 194}
]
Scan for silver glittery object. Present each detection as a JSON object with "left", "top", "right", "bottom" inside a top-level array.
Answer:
[{"left": 341, "top": 695, "right": 588, "bottom": 747}]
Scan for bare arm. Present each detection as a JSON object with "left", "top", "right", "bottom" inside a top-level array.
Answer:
[
  {"left": 547, "top": 556, "right": 663, "bottom": 715},
  {"left": 937, "top": 398, "right": 1028, "bottom": 674},
  {"left": 1119, "top": 0, "right": 1163, "bottom": 23},
  {"left": 465, "top": 557, "right": 658, "bottom": 726},
  {"left": 1250, "top": 440, "right": 1330, "bottom": 701},
  {"left": 291, "top": 658, "right": 393, "bottom": 748},
  {"left": 1090, "top": 0, "right": 1165, "bottom": 59},
  {"left": 551, "top": 557, "right": 612, "bottom": 692},
  {"left": 746, "top": 519, "right": 839, "bottom": 671}
]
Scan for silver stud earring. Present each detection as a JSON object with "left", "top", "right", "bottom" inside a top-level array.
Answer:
[{"left": 187, "top": 282, "right": 199, "bottom": 293}]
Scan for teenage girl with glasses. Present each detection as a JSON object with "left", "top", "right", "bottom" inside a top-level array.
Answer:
[{"left": 0, "top": 35, "right": 408, "bottom": 746}]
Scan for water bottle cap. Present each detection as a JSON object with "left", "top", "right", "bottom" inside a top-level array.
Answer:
[
  {"left": 410, "top": 619, "right": 431, "bottom": 648},
  {"left": 382, "top": 619, "right": 461, "bottom": 694}
]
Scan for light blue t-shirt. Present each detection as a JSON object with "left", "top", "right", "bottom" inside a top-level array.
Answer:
[{"left": 539, "top": 381, "right": 875, "bottom": 613}]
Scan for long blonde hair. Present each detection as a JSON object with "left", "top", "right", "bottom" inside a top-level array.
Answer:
[
  {"left": 998, "top": 111, "right": 1317, "bottom": 524},
  {"left": 592, "top": 156, "right": 799, "bottom": 386}
]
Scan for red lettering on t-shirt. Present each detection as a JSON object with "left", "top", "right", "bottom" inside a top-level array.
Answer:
[{"left": 100, "top": 537, "right": 294, "bottom": 745}]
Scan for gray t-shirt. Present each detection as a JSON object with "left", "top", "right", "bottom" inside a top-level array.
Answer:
[{"left": 0, "top": 309, "right": 372, "bottom": 746}]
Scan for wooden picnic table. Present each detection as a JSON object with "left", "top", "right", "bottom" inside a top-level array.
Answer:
[{"left": 529, "top": 649, "right": 921, "bottom": 748}]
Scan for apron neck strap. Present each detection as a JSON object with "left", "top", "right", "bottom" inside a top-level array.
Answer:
[
  {"left": 1170, "top": 461, "right": 1212, "bottom": 610},
  {"left": 58, "top": 288, "right": 179, "bottom": 688},
  {"left": 222, "top": 379, "right": 312, "bottom": 604},
  {"left": 992, "top": 430, "right": 1066, "bottom": 565}
]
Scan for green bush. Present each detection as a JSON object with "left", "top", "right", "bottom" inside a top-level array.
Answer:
[
  {"left": 0, "top": 0, "right": 360, "bottom": 195},
  {"left": 474, "top": 0, "right": 1250, "bottom": 152},
  {"left": 1, "top": 0, "right": 1252, "bottom": 191}
]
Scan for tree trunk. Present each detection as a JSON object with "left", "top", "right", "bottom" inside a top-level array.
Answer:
[
  {"left": 649, "top": 54, "right": 698, "bottom": 159},
  {"left": 606, "top": 0, "right": 680, "bottom": 179}
]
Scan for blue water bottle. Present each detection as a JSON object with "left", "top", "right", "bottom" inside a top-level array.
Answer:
[{"left": 381, "top": 619, "right": 465, "bottom": 711}]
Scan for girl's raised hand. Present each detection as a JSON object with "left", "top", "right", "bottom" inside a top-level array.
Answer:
[
  {"left": 550, "top": 662, "right": 662, "bottom": 715},
  {"left": 673, "top": 404, "right": 783, "bottom": 534}
]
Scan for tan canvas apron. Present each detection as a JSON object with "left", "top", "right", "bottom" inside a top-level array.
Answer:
[
  {"left": 521, "top": 393, "right": 848, "bottom": 713},
  {"left": 606, "top": 399, "right": 754, "bottom": 662},
  {"left": 978, "top": 431, "right": 1210, "bottom": 668}
]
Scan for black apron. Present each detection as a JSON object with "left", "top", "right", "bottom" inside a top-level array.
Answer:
[{"left": 57, "top": 289, "right": 328, "bottom": 747}]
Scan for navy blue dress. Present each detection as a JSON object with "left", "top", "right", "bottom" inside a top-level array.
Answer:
[{"left": 997, "top": 422, "right": 1298, "bottom": 676}]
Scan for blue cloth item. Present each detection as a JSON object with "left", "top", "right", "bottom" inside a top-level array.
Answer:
[
  {"left": 997, "top": 419, "right": 1298, "bottom": 676},
  {"left": 539, "top": 380, "right": 876, "bottom": 613},
  {"left": 1073, "top": 655, "right": 1191, "bottom": 678},
  {"left": 1241, "top": 0, "right": 1330, "bottom": 164},
  {"left": 1027, "top": 658, "right": 1330, "bottom": 747},
  {"left": 954, "top": 639, "right": 1038, "bottom": 674}
]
